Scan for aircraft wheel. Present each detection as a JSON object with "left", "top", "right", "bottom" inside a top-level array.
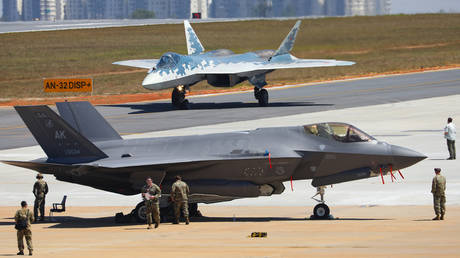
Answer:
[
  {"left": 180, "top": 99, "right": 190, "bottom": 110},
  {"left": 188, "top": 203, "right": 201, "bottom": 217},
  {"left": 254, "top": 87, "right": 260, "bottom": 99},
  {"left": 172, "top": 87, "right": 185, "bottom": 108},
  {"left": 133, "top": 201, "right": 147, "bottom": 223},
  {"left": 257, "top": 89, "right": 269, "bottom": 107},
  {"left": 313, "top": 203, "right": 330, "bottom": 219}
]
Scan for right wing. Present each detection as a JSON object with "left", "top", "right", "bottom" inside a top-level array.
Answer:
[{"left": 112, "top": 59, "right": 159, "bottom": 69}]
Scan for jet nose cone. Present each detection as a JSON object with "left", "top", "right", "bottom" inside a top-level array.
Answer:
[{"left": 391, "top": 145, "right": 427, "bottom": 170}]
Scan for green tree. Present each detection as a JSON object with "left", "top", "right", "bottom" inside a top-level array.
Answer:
[{"left": 131, "top": 9, "right": 155, "bottom": 19}]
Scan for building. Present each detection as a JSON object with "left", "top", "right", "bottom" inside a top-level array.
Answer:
[
  {"left": 40, "top": 0, "right": 57, "bottom": 20},
  {"left": 3, "top": 0, "right": 21, "bottom": 21},
  {"left": 190, "top": 0, "right": 209, "bottom": 19},
  {"left": 22, "top": 0, "right": 40, "bottom": 20}
]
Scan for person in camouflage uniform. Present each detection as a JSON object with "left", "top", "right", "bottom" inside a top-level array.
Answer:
[
  {"left": 33, "top": 173, "right": 48, "bottom": 222},
  {"left": 431, "top": 168, "right": 447, "bottom": 220},
  {"left": 141, "top": 177, "right": 161, "bottom": 229},
  {"left": 15, "top": 201, "right": 34, "bottom": 256},
  {"left": 171, "top": 175, "right": 190, "bottom": 225}
]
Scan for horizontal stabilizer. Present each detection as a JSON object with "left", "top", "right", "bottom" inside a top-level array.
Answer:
[
  {"left": 273, "top": 20, "right": 301, "bottom": 57},
  {"left": 56, "top": 101, "right": 122, "bottom": 142},
  {"left": 14, "top": 105, "right": 108, "bottom": 164},
  {"left": 184, "top": 20, "right": 205, "bottom": 55}
]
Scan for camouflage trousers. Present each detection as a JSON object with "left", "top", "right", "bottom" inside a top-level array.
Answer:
[
  {"left": 433, "top": 195, "right": 446, "bottom": 215},
  {"left": 34, "top": 197, "right": 45, "bottom": 220},
  {"left": 174, "top": 201, "right": 189, "bottom": 220},
  {"left": 145, "top": 202, "right": 160, "bottom": 226},
  {"left": 17, "top": 229, "right": 33, "bottom": 252}
]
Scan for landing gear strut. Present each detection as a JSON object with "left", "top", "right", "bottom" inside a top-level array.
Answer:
[
  {"left": 172, "top": 85, "right": 190, "bottom": 110},
  {"left": 310, "top": 186, "right": 333, "bottom": 219},
  {"left": 254, "top": 87, "right": 269, "bottom": 107}
]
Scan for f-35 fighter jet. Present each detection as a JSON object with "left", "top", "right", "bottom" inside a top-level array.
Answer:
[
  {"left": 114, "top": 20, "right": 355, "bottom": 109},
  {"left": 3, "top": 102, "right": 425, "bottom": 221}
]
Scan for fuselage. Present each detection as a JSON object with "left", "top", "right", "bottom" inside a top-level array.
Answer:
[{"left": 142, "top": 49, "right": 274, "bottom": 90}]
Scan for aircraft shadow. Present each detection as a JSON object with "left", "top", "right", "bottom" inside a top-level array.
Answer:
[{"left": 103, "top": 101, "right": 334, "bottom": 114}]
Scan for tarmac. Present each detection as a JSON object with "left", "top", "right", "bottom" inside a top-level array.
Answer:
[{"left": 0, "top": 205, "right": 459, "bottom": 257}]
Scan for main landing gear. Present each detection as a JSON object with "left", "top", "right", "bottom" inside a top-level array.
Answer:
[
  {"left": 172, "top": 85, "right": 190, "bottom": 110},
  {"left": 131, "top": 201, "right": 201, "bottom": 223},
  {"left": 254, "top": 87, "right": 269, "bottom": 107}
]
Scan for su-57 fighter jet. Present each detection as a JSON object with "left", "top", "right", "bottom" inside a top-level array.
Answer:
[
  {"left": 3, "top": 102, "right": 425, "bottom": 221},
  {"left": 114, "top": 20, "right": 355, "bottom": 109}
]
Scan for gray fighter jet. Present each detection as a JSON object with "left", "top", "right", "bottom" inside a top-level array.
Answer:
[{"left": 3, "top": 101, "right": 425, "bottom": 221}]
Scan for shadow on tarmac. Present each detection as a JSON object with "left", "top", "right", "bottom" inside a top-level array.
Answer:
[
  {"left": 104, "top": 101, "right": 334, "bottom": 114},
  {"left": 24, "top": 215, "right": 393, "bottom": 229}
]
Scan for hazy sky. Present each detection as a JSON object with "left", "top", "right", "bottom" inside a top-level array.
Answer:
[
  {"left": 1, "top": 1, "right": 460, "bottom": 19},
  {"left": 391, "top": 0, "right": 460, "bottom": 14}
]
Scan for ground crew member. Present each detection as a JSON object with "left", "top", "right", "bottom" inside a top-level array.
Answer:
[
  {"left": 33, "top": 173, "right": 48, "bottom": 222},
  {"left": 141, "top": 177, "right": 161, "bottom": 229},
  {"left": 171, "top": 175, "right": 190, "bottom": 225},
  {"left": 14, "top": 201, "right": 34, "bottom": 256},
  {"left": 444, "top": 117, "right": 456, "bottom": 160},
  {"left": 431, "top": 168, "right": 446, "bottom": 220}
]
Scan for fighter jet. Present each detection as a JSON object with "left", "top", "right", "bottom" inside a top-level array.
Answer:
[
  {"left": 113, "top": 20, "right": 355, "bottom": 109},
  {"left": 3, "top": 101, "right": 425, "bottom": 221}
]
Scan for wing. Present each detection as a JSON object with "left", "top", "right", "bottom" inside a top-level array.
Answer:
[
  {"left": 195, "top": 55, "right": 355, "bottom": 76},
  {"left": 112, "top": 59, "right": 159, "bottom": 69}
]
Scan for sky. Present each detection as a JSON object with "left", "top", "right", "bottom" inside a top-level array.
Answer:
[
  {"left": 1, "top": 1, "right": 460, "bottom": 19},
  {"left": 391, "top": 0, "right": 460, "bottom": 14}
]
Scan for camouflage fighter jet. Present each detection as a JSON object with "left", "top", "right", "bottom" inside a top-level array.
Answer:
[
  {"left": 113, "top": 20, "right": 355, "bottom": 109},
  {"left": 3, "top": 102, "right": 425, "bottom": 221}
]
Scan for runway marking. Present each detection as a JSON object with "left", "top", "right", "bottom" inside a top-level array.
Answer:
[{"left": 0, "top": 125, "right": 26, "bottom": 131}]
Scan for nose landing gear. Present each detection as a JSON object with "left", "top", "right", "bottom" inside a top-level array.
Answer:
[
  {"left": 310, "top": 186, "right": 334, "bottom": 220},
  {"left": 172, "top": 85, "right": 190, "bottom": 110}
]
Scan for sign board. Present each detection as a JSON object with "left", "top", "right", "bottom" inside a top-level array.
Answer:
[
  {"left": 192, "top": 12, "right": 202, "bottom": 19},
  {"left": 44, "top": 78, "right": 93, "bottom": 93}
]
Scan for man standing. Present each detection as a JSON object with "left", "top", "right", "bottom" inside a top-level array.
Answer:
[
  {"left": 141, "top": 177, "right": 161, "bottom": 229},
  {"left": 33, "top": 173, "right": 48, "bottom": 222},
  {"left": 15, "top": 201, "right": 34, "bottom": 256},
  {"left": 171, "top": 175, "right": 190, "bottom": 225},
  {"left": 444, "top": 117, "right": 456, "bottom": 160},
  {"left": 431, "top": 168, "right": 447, "bottom": 220}
]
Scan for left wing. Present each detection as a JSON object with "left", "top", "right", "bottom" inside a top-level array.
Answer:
[{"left": 113, "top": 59, "right": 159, "bottom": 69}]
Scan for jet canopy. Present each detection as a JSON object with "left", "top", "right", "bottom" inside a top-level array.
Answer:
[
  {"left": 156, "top": 52, "right": 181, "bottom": 69},
  {"left": 304, "top": 122, "right": 375, "bottom": 143}
]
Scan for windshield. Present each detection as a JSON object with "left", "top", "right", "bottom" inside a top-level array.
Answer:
[
  {"left": 156, "top": 52, "right": 180, "bottom": 69},
  {"left": 304, "top": 123, "right": 374, "bottom": 143}
]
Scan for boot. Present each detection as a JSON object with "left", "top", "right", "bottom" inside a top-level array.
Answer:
[
  {"left": 440, "top": 214, "right": 445, "bottom": 220},
  {"left": 17, "top": 251, "right": 24, "bottom": 255},
  {"left": 185, "top": 217, "right": 190, "bottom": 225},
  {"left": 154, "top": 222, "right": 159, "bottom": 228},
  {"left": 29, "top": 250, "right": 32, "bottom": 256},
  {"left": 432, "top": 215, "right": 440, "bottom": 220},
  {"left": 147, "top": 225, "right": 152, "bottom": 229}
]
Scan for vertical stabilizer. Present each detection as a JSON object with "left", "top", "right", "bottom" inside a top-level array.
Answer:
[
  {"left": 56, "top": 101, "right": 122, "bottom": 142},
  {"left": 14, "top": 105, "right": 108, "bottom": 164},
  {"left": 184, "top": 20, "right": 205, "bottom": 55},
  {"left": 272, "top": 20, "right": 301, "bottom": 57}
]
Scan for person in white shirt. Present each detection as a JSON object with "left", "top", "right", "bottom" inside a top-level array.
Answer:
[{"left": 444, "top": 117, "right": 456, "bottom": 160}]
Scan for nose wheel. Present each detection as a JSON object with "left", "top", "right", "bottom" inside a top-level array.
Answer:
[
  {"left": 312, "top": 203, "right": 330, "bottom": 219},
  {"left": 172, "top": 86, "right": 190, "bottom": 110}
]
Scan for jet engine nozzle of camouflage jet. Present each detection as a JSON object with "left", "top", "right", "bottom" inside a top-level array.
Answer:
[{"left": 390, "top": 145, "right": 427, "bottom": 170}]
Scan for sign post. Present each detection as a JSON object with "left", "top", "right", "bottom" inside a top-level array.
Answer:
[{"left": 43, "top": 78, "right": 93, "bottom": 93}]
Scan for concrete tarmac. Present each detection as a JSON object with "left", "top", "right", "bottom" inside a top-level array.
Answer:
[
  {"left": 1, "top": 205, "right": 459, "bottom": 257},
  {"left": 0, "top": 68, "right": 459, "bottom": 150}
]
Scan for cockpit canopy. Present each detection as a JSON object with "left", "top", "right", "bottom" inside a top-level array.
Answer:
[
  {"left": 304, "top": 122, "right": 375, "bottom": 143},
  {"left": 156, "top": 52, "right": 181, "bottom": 69}
]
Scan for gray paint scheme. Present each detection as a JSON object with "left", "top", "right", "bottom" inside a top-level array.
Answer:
[{"left": 3, "top": 101, "right": 426, "bottom": 206}]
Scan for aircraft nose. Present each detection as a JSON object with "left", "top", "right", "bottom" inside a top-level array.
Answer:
[{"left": 391, "top": 145, "right": 426, "bottom": 170}]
